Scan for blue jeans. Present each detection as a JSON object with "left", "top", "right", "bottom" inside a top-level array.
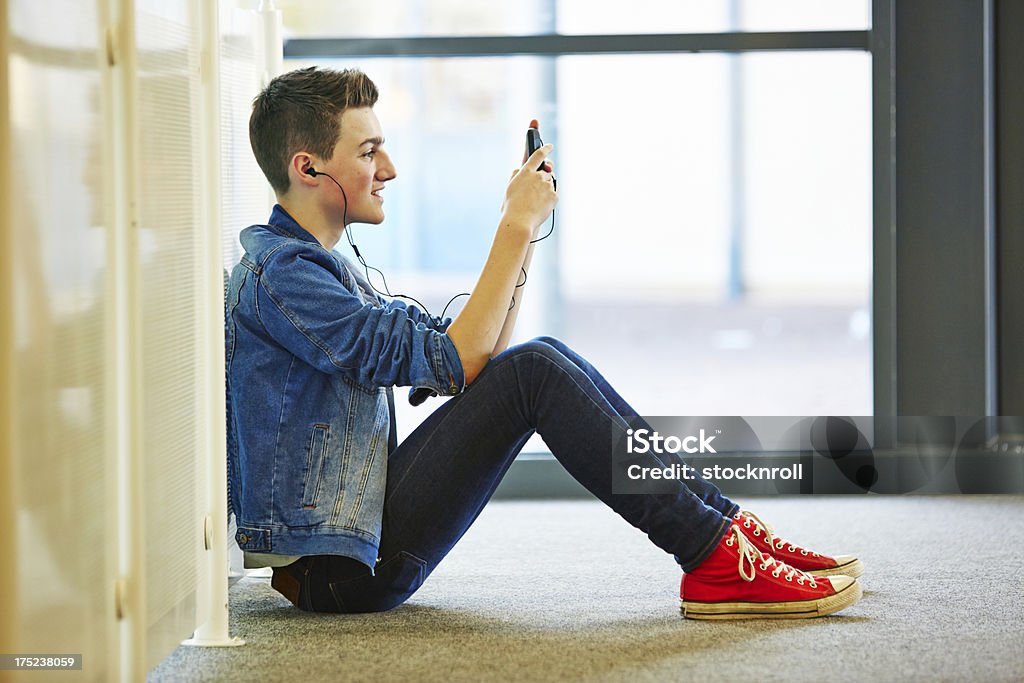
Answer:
[{"left": 281, "top": 337, "right": 737, "bottom": 613}]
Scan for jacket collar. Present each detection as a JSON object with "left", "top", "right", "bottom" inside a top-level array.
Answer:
[{"left": 267, "top": 204, "right": 321, "bottom": 244}]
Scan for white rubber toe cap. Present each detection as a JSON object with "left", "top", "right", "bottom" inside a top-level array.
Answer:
[{"left": 825, "top": 575, "right": 857, "bottom": 593}]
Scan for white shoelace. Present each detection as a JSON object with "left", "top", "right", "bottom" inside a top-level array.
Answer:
[
  {"left": 726, "top": 525, "right": 818, "bottom": 588},
  {"left": 737, "top": 509, "right": 821, "bottom": 558}
]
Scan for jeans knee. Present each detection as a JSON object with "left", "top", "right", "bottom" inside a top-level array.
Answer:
[
  {"left": 519, "top": 336, "right": 577, "bottom": 360},
  {"left": 505, "top": 338, "right": 572, "bottom": 369},
  {"left": 532, "top": 335, "right": 568, "bottom": 354},
  {"left": 526, "top": 336, "right": 586, "bottom": 372}
]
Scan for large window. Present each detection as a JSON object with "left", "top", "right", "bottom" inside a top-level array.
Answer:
[{"left": 274, "top": 1, "right": 873, "bottom": 442}]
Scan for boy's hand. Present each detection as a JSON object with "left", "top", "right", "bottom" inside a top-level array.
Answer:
[{"left": 501, "top": 144, "right": 557, "bottom": 232}]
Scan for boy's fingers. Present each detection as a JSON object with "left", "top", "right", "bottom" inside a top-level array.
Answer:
[{"left": 521, "top": 144, "right": 552, "bottom": 172}]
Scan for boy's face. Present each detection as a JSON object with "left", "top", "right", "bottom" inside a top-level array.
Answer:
[{"left": 319, "top": 107, "right": 396, "bottom": 225}]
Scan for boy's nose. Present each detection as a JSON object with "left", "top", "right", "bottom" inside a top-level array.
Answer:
[{"left": 378, "top": 152, "right": 397, "bottom": 180}]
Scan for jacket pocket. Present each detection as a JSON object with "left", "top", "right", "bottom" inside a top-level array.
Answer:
[
  {"left": 301, "top": 423, "right": 330, "bottom": 508},
  {"left": 330, "top": 391, "right": 389, "bottom": 529}
]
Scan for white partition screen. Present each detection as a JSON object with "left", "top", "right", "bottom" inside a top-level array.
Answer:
[
  {"left": 132, "top": 1, "right": 207, "bottom": 670},
  {"left": 220, "top": 5, "right": 268, "bottom": 272},
  {"left": 3, "top": 0, "right": 117, "bottom": 679},
  {"left": 1, "top": 0, "right": 259, "bottom": 679},
  {"left": 3, "top": 0, "right": 118, "bottom": 679}
]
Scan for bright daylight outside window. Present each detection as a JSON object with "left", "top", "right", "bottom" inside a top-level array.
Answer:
[{"left": 274, "top": 0, "right": 873, "bottom": 443}]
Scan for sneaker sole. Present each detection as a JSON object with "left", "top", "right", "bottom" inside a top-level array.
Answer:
[
  {"left": 810, "top": 558, "right": 864, "bottom": 579},
  {"left": 680, "top": 579, "right": 862, "bottom": 620}
]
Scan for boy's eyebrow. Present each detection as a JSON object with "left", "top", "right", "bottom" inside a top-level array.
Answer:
[{"left": 359, "top": 136, "right": 384, "bottom": 147}]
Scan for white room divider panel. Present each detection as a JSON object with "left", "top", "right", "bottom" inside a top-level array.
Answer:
[
  {"left": 1, "top": 0, "right": 264, "bottom": 677},
  {"left": 1, "top": 0, "right": 249, "bottom": 679},
  {"left": 219, "top": 4, "right": 268, "bottom": 273},
  {"left": 130, "top": 0, "right": 207, "bottom": 670},
  {"left": 2, "top": 1, "right": 120, "bottom": 680},
  {"left": 0, "top": 0, "right": 12, "bottom": 667}
]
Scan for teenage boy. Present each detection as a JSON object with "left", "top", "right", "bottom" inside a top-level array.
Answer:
[{"left": 226, "top": 66, "right": 863, "bottom": 619}]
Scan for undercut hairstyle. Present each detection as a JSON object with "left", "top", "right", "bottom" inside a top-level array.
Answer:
[{"left": 249, "top": 66, "right": 379, "bottom": 195}]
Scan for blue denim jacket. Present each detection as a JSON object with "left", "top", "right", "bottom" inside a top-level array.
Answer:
[{"left": 225, "top": 205, "right": 465, "bottom": 568}]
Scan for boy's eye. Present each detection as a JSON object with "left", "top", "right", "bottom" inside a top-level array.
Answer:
[{"left": 363, "top": 150, "right": 376, "bottom": 158}]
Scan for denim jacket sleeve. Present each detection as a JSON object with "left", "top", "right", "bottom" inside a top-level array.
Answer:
[
  {"left": 339, "top": 254, "right": 453, "bottom": 332},
  {"left": 383, "top": 298, "right": 454, "bottom": 333},
  {"left": 255, "top": 242, "right": 465, "bottom": 395}
]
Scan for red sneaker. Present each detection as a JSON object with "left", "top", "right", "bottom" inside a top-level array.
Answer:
[
  {"left": 735, "top": 510, "right": 864, "bottom": 578},
  {"left": 681, "top": 523, "right": 861, "bottom": 620}
]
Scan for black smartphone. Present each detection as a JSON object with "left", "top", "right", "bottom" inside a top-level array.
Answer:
[{"left": 526, "top": 125, "right": 545, "bottom": 170}]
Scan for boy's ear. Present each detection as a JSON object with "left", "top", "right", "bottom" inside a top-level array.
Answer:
[{"left": 291, "top": 152, "right": 318, "bottom": 184}]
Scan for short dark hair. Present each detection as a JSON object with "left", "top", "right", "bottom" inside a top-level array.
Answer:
[{"left": 249, "top": 67, "right": 379, "bottom": 195}]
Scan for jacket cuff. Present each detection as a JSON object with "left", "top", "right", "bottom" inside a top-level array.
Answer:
[{"left": 413, "top": 332, "right": 465, "bottom": 398}]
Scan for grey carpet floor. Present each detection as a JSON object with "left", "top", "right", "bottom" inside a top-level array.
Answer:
[{"left": 149, "top": 495, "right": 1024, "bottom": 683}]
